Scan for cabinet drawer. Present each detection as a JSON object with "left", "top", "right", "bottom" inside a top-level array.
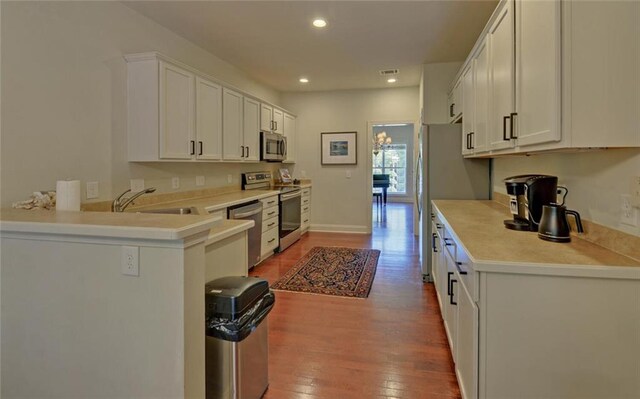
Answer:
[
  {"left": 301, "top": 196, "right": 311, "bottom": 206},
  {"left": 301, "top": 188, "right": 311, "bottom": 197},
  {"left": 262, "top": 205, "right": 279, "bottom": 222},
  {"left": 262, "top": 216, "right": 278, "bottom": 233},
  {"left": 442, "top": 230, "right": 476, "bottom": 301},
  {"left": 301, "top": 211, "right": 310, "bottom": 231},
  {"left": 260, "top": 195, "right": 278, "bottom": 209},
  {"left": 261, "top": 226, "right": 279, "bottom": 255},
  {"left": 301, "top": 204, "right": 310, "bottom": 214}
]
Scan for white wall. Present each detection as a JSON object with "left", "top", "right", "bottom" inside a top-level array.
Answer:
[
  {"left": 282, "top": 87, "right": 419, "bottom": 232},
  {"left": 1, "top": 2, "right": 282, "bottom": 206},
  {"left": 372, "top": 124, "right": 415, "bottom": 201},
  {"left": 493, "top": 149, "right": 640, "bottom": 236},
  {"left": 421, "top": 62, "right": 462, "bottom": 124}
]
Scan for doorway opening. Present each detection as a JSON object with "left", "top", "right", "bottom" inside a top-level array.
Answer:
[{"left": 368, "top": 121, "right": 417, "bottom": 232}]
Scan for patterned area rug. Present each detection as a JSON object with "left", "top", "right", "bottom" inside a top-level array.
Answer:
[{"left": 271, "top": 247, "right": 380, "bottom": 298}]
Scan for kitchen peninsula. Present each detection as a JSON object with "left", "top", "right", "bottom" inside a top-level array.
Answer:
[{"left": 0, "top": 208, "right": 251, "bottom": 398}]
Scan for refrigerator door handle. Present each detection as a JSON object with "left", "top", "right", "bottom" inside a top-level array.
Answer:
[{"left": 415, "top": 153, "right": 422, "bottom": 216}]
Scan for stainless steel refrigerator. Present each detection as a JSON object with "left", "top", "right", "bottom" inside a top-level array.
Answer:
[{"left": 416, "top": 124, "right": 491, "bottom": 282}]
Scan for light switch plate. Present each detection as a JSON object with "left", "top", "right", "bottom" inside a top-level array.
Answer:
[
  {"left": 172, "top": 177, "right": 180, "bottom": 189},
  {"left": 620, "top": 194, "right": 638, "bottom": 226},
  {"left": 631, "top": 176, "right": 640, "bottom": 208},
  {"left": 346, "top": 170, "right": 351, "bottom": 179},
  {"left": 196, "top": 176, "right": 205, "bottom": 186},
  {"left": 130, "top": 179, "right": 145, "bottom": 192},
  {"left": 227, "top": 174, "right": 233, "bottom": 184},
  {"left": 86, "top": 181, "right": 99, "bottom": 199}
]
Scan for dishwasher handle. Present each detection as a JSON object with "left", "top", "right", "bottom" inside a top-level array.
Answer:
[
  {"left": 232, "top": 208, "right": 262, "bottom": 219},
  {"left": 228, "top": 201, "right": 263, "bottom": 219}
]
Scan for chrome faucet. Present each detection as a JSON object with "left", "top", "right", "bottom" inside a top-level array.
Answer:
[{"left": 111, "top": 187, "right": 156, "bottom": 212}]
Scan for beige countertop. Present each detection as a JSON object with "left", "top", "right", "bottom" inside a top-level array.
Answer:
[
  {"left": 432, "top": 200, "right": 640, "bottom": 274},
  {"left": 130, "top": 189, "right": 280, "bottom": 215},
  {"left": 0, "top": 208, "right": 222, "bottom": 241}
]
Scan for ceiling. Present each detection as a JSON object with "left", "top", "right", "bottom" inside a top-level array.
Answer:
[{"left": 125, "top": 1, "right": 497, "bottom": 92}]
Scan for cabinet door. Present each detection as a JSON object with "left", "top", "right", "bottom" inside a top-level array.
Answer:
[
  {"left": 195, "top": 77, "right": 222, "bottom": 160},
  {"left": 453, "top": 78, "right": 463, "bottom": 120},
  {"left": 243, "top": 97, "right": 261, "bottom": 161},
  {"left": 272, "top": 108, "right": 284, "bottom": 134},
  {"left": 488, "top": 0, "right": 516, "bottom": 151},
  {"left": 447, "top": 91, "right": 455, "bottom": 123},
  {"left": 457, "top": 276, "right": 478, "bottom": 399},
  {"left": 222, "top": 88, "right": 244, "bottom": 161},
  {"left": 473, "top": 38, "right": 490, "bottom": 153},
  {"left": 444, "top": 249, "right": 459, "bottom": 359},
  {"left": 515, "top": 0, "right": 561, "bottom": 146},
  {"left": 260, "top": 104, "right": 273, "bottom": 132},
  {"left": 461, "top": 65, "right": 475, "bottom": 156},
  {"left": 283, "top": 113, "right": 296, "bottom": 163},
  {"left": 159, "top": 61, "right": 194, "bottom": 159}
]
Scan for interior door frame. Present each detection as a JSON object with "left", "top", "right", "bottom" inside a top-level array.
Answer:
[{"left": 365, "top": 120, "right": 420, "bottom": 234}]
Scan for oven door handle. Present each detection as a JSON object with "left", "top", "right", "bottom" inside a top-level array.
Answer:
[{"left": 280, "top": 191, "right": 301, "bottom": 201}]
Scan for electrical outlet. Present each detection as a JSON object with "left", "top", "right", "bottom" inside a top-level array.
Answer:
[
  {"left": 172, "top": 177, "right": 180, "bottom": 189},
  {"left": 631, "top": 176, "right": 640, "bottom": 208},
  {"left": 620, "top": 194, "right": 638, "bottom": 226},
  {"left": 86, "top": 181, "right": 99, "bottom": 199},
  {"left": 227, "top": 174, "right": 233, "bottom": 184},
  {"left": 130, "top": 179, "right": 145, "bottom": 192},
  {"left": 121, "top": 246, "right": 139, "bottom": 276},
  {"left": 196, "top": 176, "right": 205, "bottom": 186}
]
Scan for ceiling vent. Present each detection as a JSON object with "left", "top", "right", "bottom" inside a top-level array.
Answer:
[{"left": 379, "top": 69, "right": 399, "bottom": 76}]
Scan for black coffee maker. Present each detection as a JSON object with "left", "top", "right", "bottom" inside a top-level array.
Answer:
[{"left": 503, "top": 175, "right": 558, "bottom": 231}]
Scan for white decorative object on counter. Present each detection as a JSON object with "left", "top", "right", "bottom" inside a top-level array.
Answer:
[
  {"left": 12, "top": 191, "right": 57, "bottom": 210},
  {"left": 56, "top": 180, "right": 81, "bottom": 211}
]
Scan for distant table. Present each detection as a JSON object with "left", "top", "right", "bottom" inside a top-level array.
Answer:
[{"left": 373, "top": 174, "right": 390, "bottom": 205}]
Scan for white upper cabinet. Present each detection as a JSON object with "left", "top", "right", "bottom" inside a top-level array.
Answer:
[
  {"left": 260, "top": 103, "right": 273, "bottom": 132},
  {"left": 222, "top": 88, "right": 244, "bottom": 161},
  {"left": 243, "top": 97, "right": 261, "bottom": 161},
  {"left": 159, "top": 61, "right": 195, "bottom": 159},
  {"left": 514, "top": 0, "right": 561, "bottom": 146},
  {"left": 461, "top": 65, "right": 475, "bottom": 156},
  {"left": 283, "top": 113, "right": 296, "bottom": 163},
  {"left": 452, "top": 0, "right": 639, "bottom": 157},
  {"left": 473, "top": 38, "right": 490, "bottom": 154},
  {"left": 195, "top": 77, "right": 222, "bottom": 160},
  {"left": 126, "top": 52, "right": 296, "bottom": 162},
  {"left": 272, "top": 108, "right": 284, "bottom": 134},
  {"left": 487, "top": 0, "right": 515, "bottom": 151},
  {"left": 448, "top": 78, "right": 463, "bottom": 123}
]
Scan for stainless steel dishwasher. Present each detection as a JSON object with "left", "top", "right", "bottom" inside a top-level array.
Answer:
[{"left": 227, "top": 200, "right": 263, "bottom": 270}]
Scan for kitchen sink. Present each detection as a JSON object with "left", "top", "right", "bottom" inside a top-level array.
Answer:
[{"left": 137, "top": 207, "right": 198, "bottom": 215}]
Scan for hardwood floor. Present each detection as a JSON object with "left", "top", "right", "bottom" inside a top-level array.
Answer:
[{"left": 250, "top": 203, "right": 460, "bottom": 398}]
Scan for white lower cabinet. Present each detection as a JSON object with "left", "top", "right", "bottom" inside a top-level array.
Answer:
[
  {"left": 260, "top": 196, "right": 279, "bottom": 260},
  {"left": 301, "top": 187, "right": 311, "bottom": 234},
  {"left": 432, "top": 203, "right": 640, "bottom": 399}
]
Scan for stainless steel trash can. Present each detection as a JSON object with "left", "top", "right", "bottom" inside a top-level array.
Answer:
[{"left": 205, "top": 276, "right": 275, "bottom": 399}]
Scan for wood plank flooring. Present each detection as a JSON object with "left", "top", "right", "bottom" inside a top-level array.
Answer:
[{"left": 250, "top": 203, "right": 460, "bottom": 399}]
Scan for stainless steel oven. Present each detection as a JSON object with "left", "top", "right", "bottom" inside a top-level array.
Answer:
[
  {"left": 278, "top": 188, "right": 301, "bottom": 252},
  {"left": 261, "top": 131, "right": 286, "bottom": 162}
]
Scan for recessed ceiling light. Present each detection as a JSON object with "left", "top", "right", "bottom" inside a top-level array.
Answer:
[
  {"left": 299, "top": 77, "right": 309, "bottom": 83},
  {"left": 312, "top": 18, "right": 327, "bottom": 28},
  {"left": 387, "top": 78, "right": 397, "bottom": 83}
]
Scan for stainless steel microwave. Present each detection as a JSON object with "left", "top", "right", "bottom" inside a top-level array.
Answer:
[{"left": 261, "top": 131, "right": 286, "bottom": 162}]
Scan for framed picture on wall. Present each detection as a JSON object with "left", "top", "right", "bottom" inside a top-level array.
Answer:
[{"left": 320, "top": 132, "right": 357, "bottom": 165}]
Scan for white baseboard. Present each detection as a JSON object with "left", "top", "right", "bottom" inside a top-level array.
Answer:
[{"left": 309, "top": 224, "right": 370, "bottom": 234}]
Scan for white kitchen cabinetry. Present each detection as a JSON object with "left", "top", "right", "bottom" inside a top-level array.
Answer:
[
  {"left": 471, "top": 38, "right": 490, "bottom": 154},
  {"left": 222, "top": 88, "right": 244, "bottom": 161},
  {"left": 242, "top": 97, "right": 261, "bottom": 161},
  {"left": 195, "top": 77, "right": 223, "bottom": 160},
  {"left": 283, "top": 113, "right": 296, "bottom": 163},
  {"left": 456, "top": 271, "right": 478, "bottom": 399},
  {"left": 126, "top": 52, "right": 297, "bottom": 162},
  {"left": 487, "top": 0, "right": 515, "bottom": 151},
  {"left": 301, "top": 187, "right": 311, "bottom": 234},
  {"left": 452, "top": 0, "right": 639, "bottom": 157},
  {"left": 260, "top": 103, "right": 273, "bottom": 132},
  {"left": 442, "top": 236, "right": 459, "bottom": 359},
  {"left": 272, "top": 108, "right": 284, "bottom": 134},
  {"left": 260, "top": 195, "right": 279, "bottom": 260},
  {"left": 448, "top": 77, "right": 463, "bottom": 123},
  {"left": 461, "top": 65, "right": 475, "bottom": 156}
]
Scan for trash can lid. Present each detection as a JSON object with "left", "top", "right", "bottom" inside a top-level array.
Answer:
[{"left": 205, "top": 276, "right": 270, "bottom": 319}]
